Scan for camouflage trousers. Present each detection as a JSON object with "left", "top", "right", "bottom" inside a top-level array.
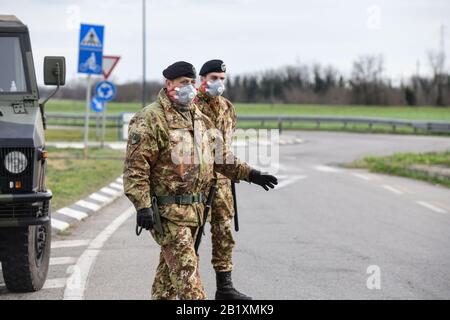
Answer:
[
  {"left": 150, "top": 220, "right": 206, "bottom": 300},
  {"left": 210, "top": 178, "right": 236, "bottom": 273}
]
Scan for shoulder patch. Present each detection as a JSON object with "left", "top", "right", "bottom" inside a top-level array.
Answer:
[{"left": 131, "top": 132, "right": 141, "bottom": 145}]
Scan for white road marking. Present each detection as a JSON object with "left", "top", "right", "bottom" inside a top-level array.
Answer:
[
  {"left": 432, "top": 202, "right": 450, "bottom": 212},
  {"left": 75, "top": 200, "right": 101, "bottom": 211},
  {"left": 382, "top": 185, "right": 404, "bottom": 195},
  {"left": 391, "top": 185, "right": 414, "bottom": 195},
  {"left": 57, "top": 207, "right": 88, "bottom": 221},
  {"left": 63, "top": 206, "right": 135, "bottom": 300},
  {"left": 100, "top": 187, "right": 121, "bottom": 196},
  {"left": 314, "top": 165, "right": 342, "bottom": 173},
  {"left": 276, "top": 175, "right": 307, "bottom": 189},
  {"left": 352, "top": 173, "right": 372, "bottom": 181},
  {"left": 250, "top": 163, "right": 286, "bottom": 174},
  {"left": 50, "top": 257, "right": 77, "bottom": 266},
  {"left": 51, "top": 218, "right": 70, "bottom": 231},
  {"left": 109, "top": 182, "right": 124, "bottom": 191},
  {"left": 43, "top": 278, "right": 67, "bottom": 289},
  {"left": 0, "top": 276, "right": 67, "bottom": 289},
  {"left": 416, "top": 201, "right": 448, "bottom": 214},
  {"left": 51, "top": 240, "right": 90, "bottom": 249},
  {"left": 89, "top": 193, "right": 110, "bottom": 203}
]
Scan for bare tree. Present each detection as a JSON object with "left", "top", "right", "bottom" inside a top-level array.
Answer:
[
  {"left": 427, "top": 50, "right": 447, "bottom": 106},
  {"left": 349, "top": 55, "right": 386, "bottom": 104}
]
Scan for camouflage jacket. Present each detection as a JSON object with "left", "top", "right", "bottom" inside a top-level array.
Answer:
[
  {"left": 196, "top": 90, "right": 237, "bottom": 181},
  {"left": 196, "top": 90, "right": 237, "bottom": 136},
  {"left": 123, "top": 89, "right": 251, "bottom": 226}
]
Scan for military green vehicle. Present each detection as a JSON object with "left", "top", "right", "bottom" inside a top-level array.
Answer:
[{"left": 0, "top": 15, "right": 65, "bottom": 292}]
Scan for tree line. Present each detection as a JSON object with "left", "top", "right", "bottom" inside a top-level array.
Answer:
[{"left": 48, "top": 54, "right": 449, "bottom": 106}]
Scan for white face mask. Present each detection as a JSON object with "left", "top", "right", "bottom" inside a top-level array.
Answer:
[
  {"left": 174, "top": 84, "right": 197, "bottom": 105},
  {"left": 206, "top": 79, "right": 225, "bottom": 97}
]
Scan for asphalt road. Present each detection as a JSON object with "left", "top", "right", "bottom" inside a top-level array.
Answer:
[{"left": 1, "top": 131, "right": 450, "bottom": 300}]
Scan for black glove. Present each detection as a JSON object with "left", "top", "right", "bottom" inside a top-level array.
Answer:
[
  {"left": 137, "top": 207, "right": 154, "bottom": 230},
  {"left": 248, "top": 169, "right": 278, "bottom": 191}
]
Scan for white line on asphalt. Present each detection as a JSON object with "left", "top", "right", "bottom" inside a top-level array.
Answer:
[
  {"left": 51, "top": 218, "right": 70, "bottom": 231},
  {"left": 352, "top": 173, "right": 372, "bottom": 181},
  {"left": 100, "top": 187, "right": 120, "bottom": 196},
  {"left": 276, "top": 175, "right": 307, "bottom": 189},
  {"left": 0, "top": 276, "right": 68, "bottom": 289},
  {"left": 51, "top": 240, "right": 90, "bottom": 249},
  {"left": 57, "top": 207, "right": 88, "bottom": 221},
  {"left": 432, "top": 202, "right": 450, "bottom": 212},
  {"left": 416, "top": 201, "right": 448, "bottom": 214},
  {"left": 50, "top": 257, "right": 77, "bottom": 266},
  {"left": 75, "top": 200, "right": 101, "bottom": 211},
  {"left": 109, "top": 182, "right": 124, "bottom": 191},
  {"left": 89, "top": 193, "right": 110, "bottom": 203},
  {"left": 63, "top": 206, "right": 135, "bottom": 300},
  {"left": 314, "top": 165, "right": 342, "bottom": 173},
  {"left": 43, "top": 278, "right": 67, "bottom": 289},
  {"left": 382, "top": 185, "right": 404, "bottom": 195}
]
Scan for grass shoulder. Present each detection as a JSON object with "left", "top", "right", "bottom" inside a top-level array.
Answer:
[
  {"left": 46, "top": 147, "right": 125, "bottom": 211},
  {"left": 345, "top": 151, "right": 450, "bottom": 188}
]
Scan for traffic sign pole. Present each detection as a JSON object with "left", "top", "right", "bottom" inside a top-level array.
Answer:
[
  {"left": 78, "top": 23, "right": 104, "bottom": 159},
  {"left": 101, "top": 103, "right": 107, "bottom": 148},
  {"left": 84, "top": 74, "right": 92, "bottom": 159}
]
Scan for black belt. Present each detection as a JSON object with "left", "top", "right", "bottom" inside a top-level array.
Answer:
[{"left": 155, "top": 192, "right": 205, "bottom": 205}]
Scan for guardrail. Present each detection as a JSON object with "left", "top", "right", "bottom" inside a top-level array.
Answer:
[
  {"left": 46, "top": 113, "right": 450, "bottom": 137},
  {"left": 237, "top": 115, "right": 450, "bottom": 134}
]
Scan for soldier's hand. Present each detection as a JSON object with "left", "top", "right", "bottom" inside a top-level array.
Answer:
[
  {"left": 137, "top": 208, "right": 154, "bottom": 230},
  {"left": 248, "top": 169, "right": 278, "bottom": 191}
]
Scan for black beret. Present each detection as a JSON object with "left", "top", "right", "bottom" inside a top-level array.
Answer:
[
  {"left": 199, "top": 59, "right": 226, "bottom": 76},
  {"left": 163, "top": 61, "right": 196, "bottom": 80}
]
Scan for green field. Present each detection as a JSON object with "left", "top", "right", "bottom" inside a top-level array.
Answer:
[
  {"left": 346, "top": 151, "right": 450, "bottom": 188},
  {"left": 46, "top": 99, "right": 450, "bottom": 121},
  {"left": 44, "top": 99, "right": 450, "bottom": 141},
  {"left": 46, "top": 127, "right": 120, "bottom": 142},
  {"left": 46, "top": 147, "right": 124, "bottom": 210}
]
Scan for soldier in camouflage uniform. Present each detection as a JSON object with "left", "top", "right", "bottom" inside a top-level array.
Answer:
[
  {"left": 196, "top": 60, "right": 251, "bottom": 300},
  {"left": 123, "top": 61, "right": 278, "bottom": 300}
]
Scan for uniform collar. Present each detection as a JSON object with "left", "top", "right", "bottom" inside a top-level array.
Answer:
[{"left": 197, "top": 89, "right": 222, "bottom": 118}]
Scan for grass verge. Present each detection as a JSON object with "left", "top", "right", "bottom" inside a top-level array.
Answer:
[
  {"left": 46, "top": 147, "right": 125, "bottom": 210},
  {"left": 345, "top": 151, "right": 450, "bottom": 188}
]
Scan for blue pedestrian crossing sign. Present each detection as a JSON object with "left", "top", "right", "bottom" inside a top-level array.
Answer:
[
  {"left": 78, "top": 24, "right": 104, "bottom": 74},
  {"left": 91, "top": 97, "right": 105, "bottom": 113},
  {"left": 95, "top": 81, "right": 116, "bottom": 102}
]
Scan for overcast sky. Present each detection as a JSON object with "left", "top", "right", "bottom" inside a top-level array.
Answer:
[{"left": 2, "top": 0, "right": 449, "bottom": 86}]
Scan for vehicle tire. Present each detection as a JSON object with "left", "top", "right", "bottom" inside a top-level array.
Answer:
[{"left": 1, "top": 218, "right": 51, "bottom": 292}]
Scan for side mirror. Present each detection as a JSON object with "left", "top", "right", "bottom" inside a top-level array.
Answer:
[{"left": 44, "top": 56, "right": 66, "bottom": 86}]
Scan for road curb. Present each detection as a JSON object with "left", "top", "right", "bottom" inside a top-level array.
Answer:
[{"left": 51, "top": 175, "right": 124, "bottom": 233}]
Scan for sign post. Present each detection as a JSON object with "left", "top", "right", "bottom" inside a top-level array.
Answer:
[
  {"left": 100, "top": 55, "right": 120, "bottom": 148},
  {"left": 95, "top": 80, "right": 116, "bottom": 147},
  {"left": 78, "top": 23, "right": 104, "bottom": 159}
]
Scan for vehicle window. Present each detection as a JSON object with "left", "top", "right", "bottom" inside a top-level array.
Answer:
[{"left": 0, "top": 37, "right": 27, "bottom": 93}]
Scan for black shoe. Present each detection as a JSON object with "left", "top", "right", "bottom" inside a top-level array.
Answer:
[{"left": 215, "top": 271, "right": 252, "bottom": 300}]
